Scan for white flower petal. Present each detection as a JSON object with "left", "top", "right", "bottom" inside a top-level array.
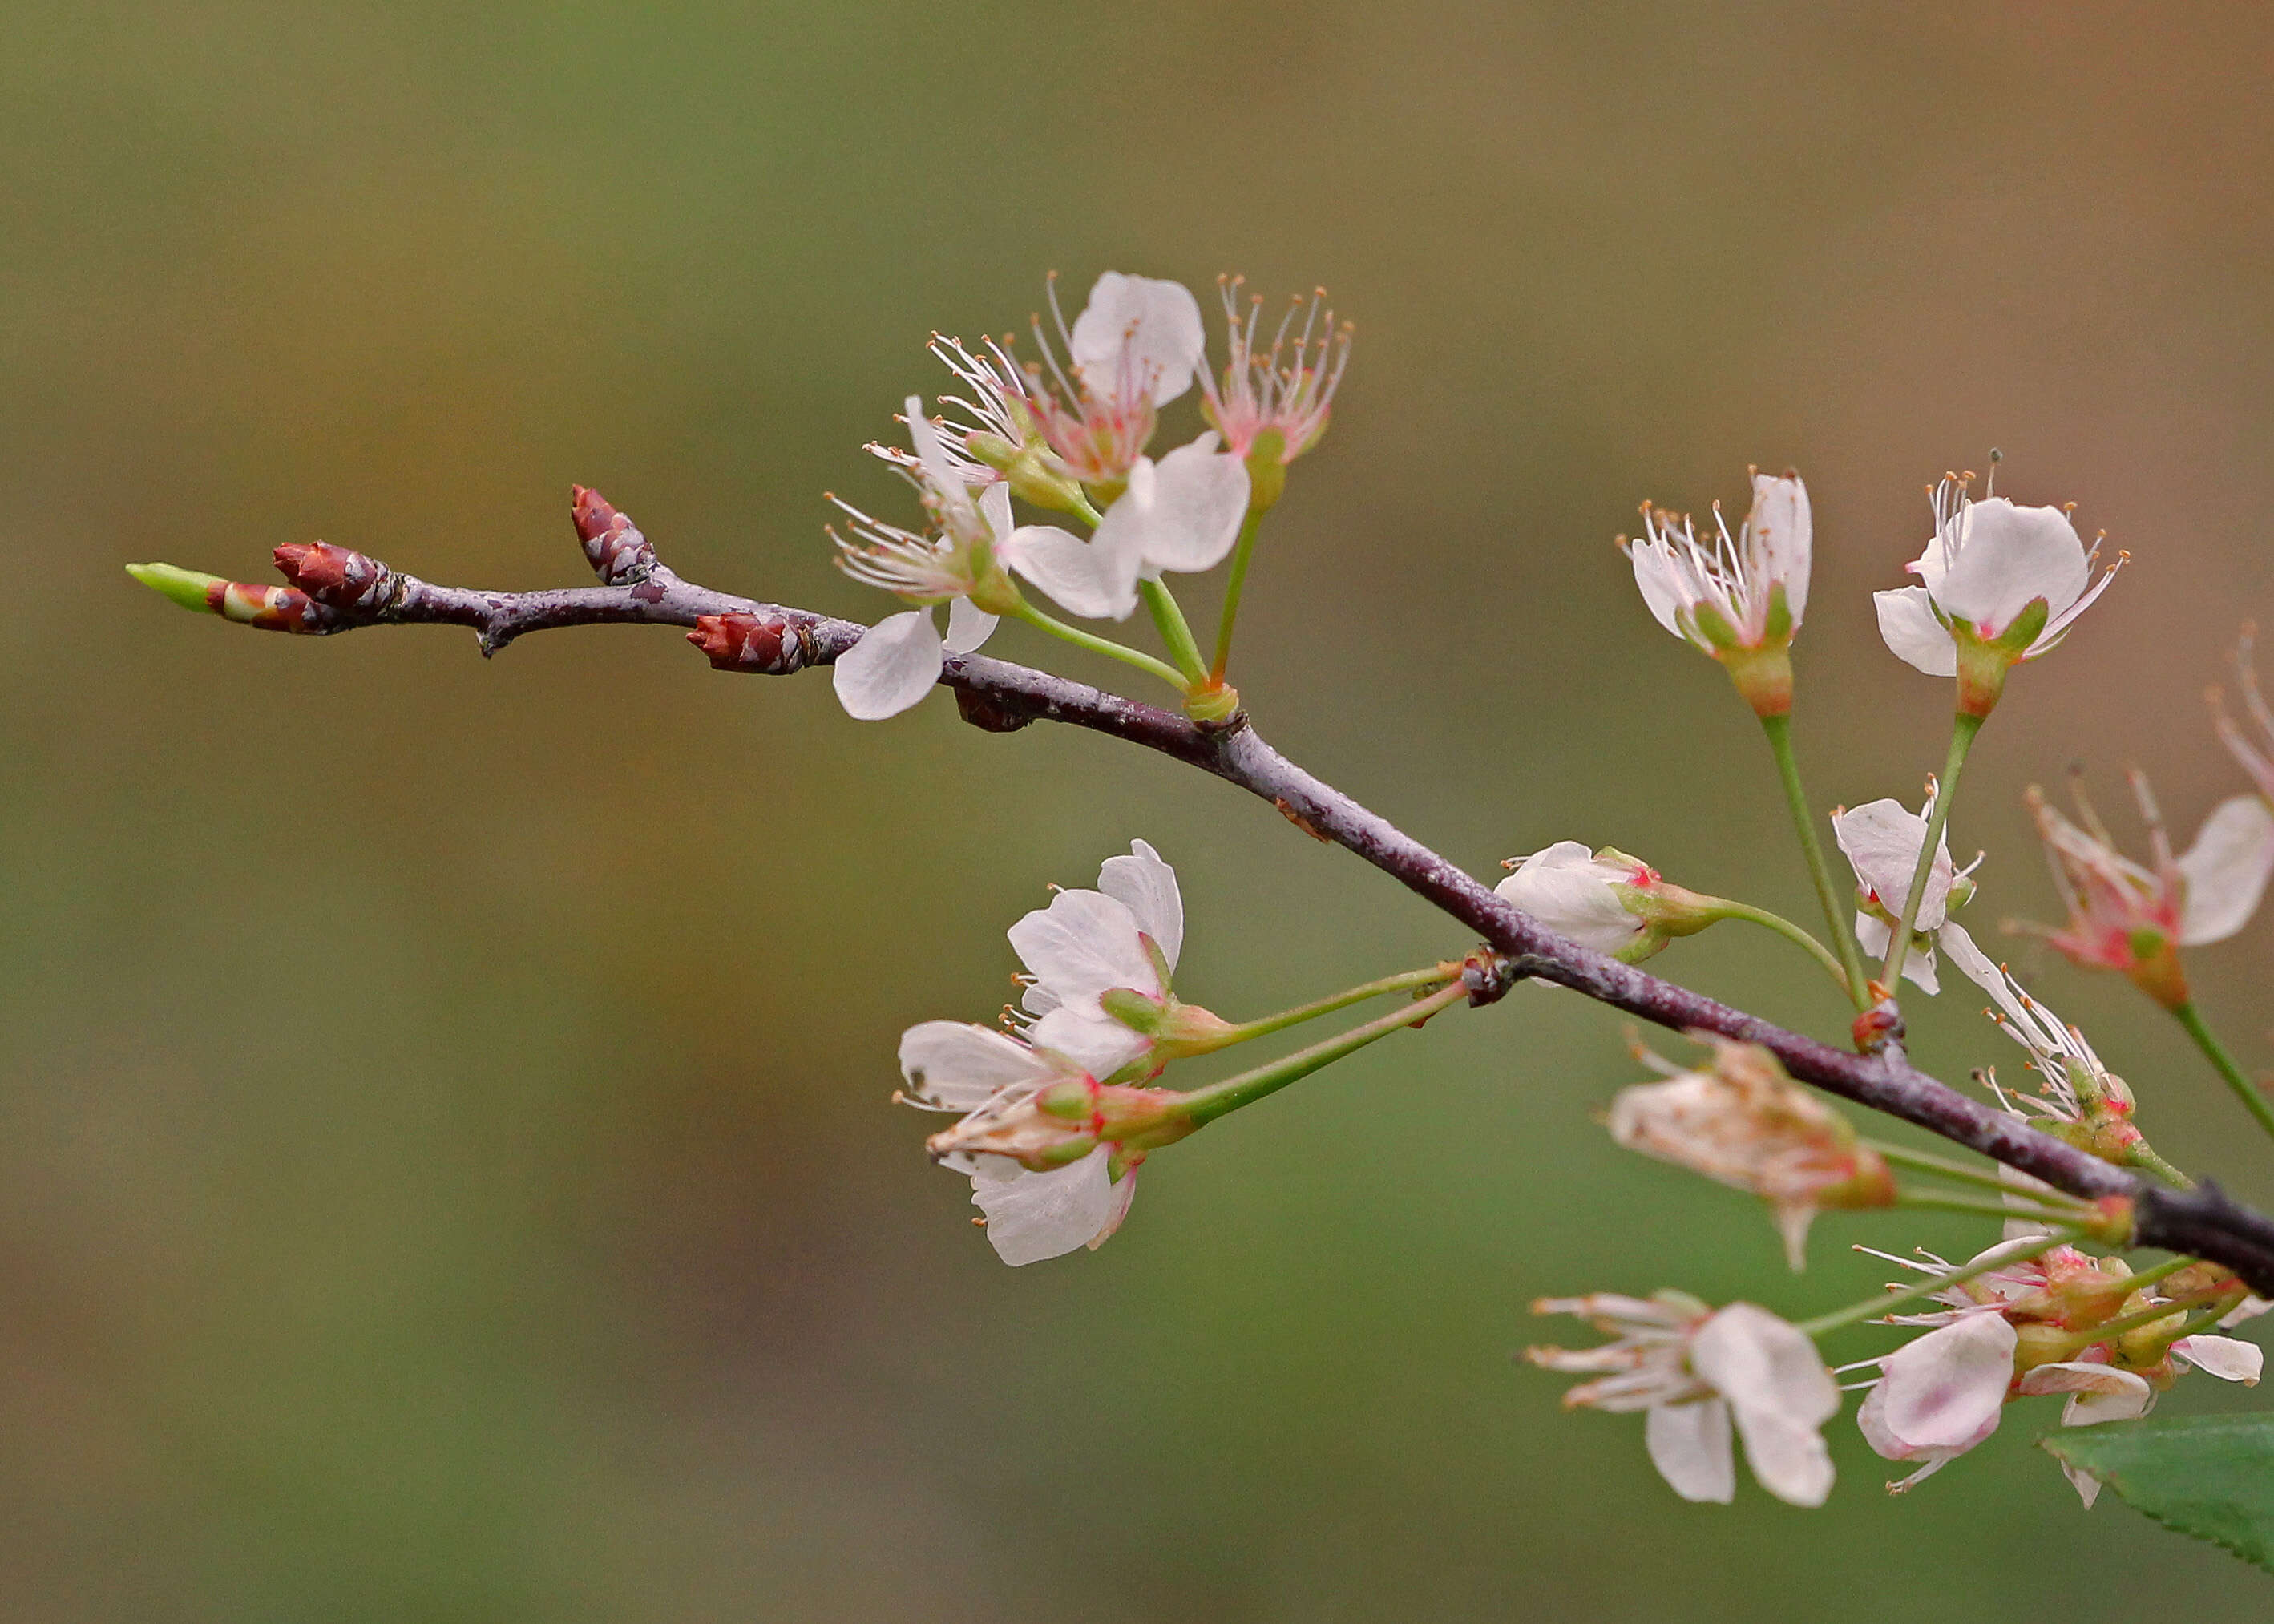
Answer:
[
  {"left": 1645, "top": 1399, "right": 1735, "bottom": 1504},
  {"left": 1117, "top": 438, "right": 1250, "bottom": 576},
  {"left": 1627, "top": 544, "right": 1689, "bottom": 639},
  {"left": 943, "top": 595, "right": 998, "bottom": 655},
  {"left": 1875, "top": 586, "right": 1957, "bottom": 677},
  {"left": 1000, "top": 523, "right": 1141, "bottom": 621},
  {"left": 1854, "top": 914, "right": 1891, "bottom": 962},
  {"left": 2171, "top": 1335, "right": 2264, "bottom": 1384},
  {"left": 2062, "top": 1460, "right": 2106, "bottom": 1509},
  {"left": 1934, "top": 499, "right": 2090, "bottom": 634},
  {"left": 1745, "top": 472, "right": 1812, "bottom": 628},
  {"left": 1863, "top": 1315, "right": 2015, "bottom": 1457},
  {"left": 1831, "top": 798, "right": 1953, "bottom": 930},
  {"left": 2176, "top": 794, "right": 2274, "bottom": 945},
  {"left": 1008, "top": 888, "right": 1158, "bottom": 1011},
  {"left": 1689, "top": 1303, "right": 1839, "bottom": 1507},
  {"left": 971, "top": 1149, "right": 1118, "bottom": 1266},
  {"left": 1068, "top": 272, "right": 1206, "bottom": 406},
  {"left": 831, "top": 608, "right": 943, "bottom": 720},
  {"left": 898, "top": 1020, "right": 1060, "bottom": 1110},
  {"left": 2020, "top": 1361, "right": 2155, "bottom": 1426},
  {"left": 979, "top": 480, "right": 1013, "bottom": 538},
  {"left": 1937, "top": 919, "right": 2003, "bottom": 1000},
  {"left": 1027, "top": 1005, "right": 1150, "bottom": 1081},
  {"left": 1097, "top": 838, "right": 1183, "bottom": 972}
]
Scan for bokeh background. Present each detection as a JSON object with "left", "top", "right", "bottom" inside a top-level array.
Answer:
[{"left": 6, "top": 3, "right": 2274, "bottom": 1618}]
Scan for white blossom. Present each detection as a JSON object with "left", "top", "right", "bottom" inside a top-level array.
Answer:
[
  {"left": 1008, "top": 840, "right": 1184, "bottom": 1080},
  {"left": 895, "top": 1020, "right": 1133, "bottom": 1266},
  {"left": 1875, "top": 475, "right": 2122, "bottom": 677},
  {"left": 1495, "top": 842, "right": 1657, "bottom": 958},
  {"left": 1528, "top": 1294, "right": 1838, "bottom": 1506},
  {"left": 1829, "top": 790, "right": 1983, "bottom": 994},
  {"left": 1625, "top": 471, "right": 1811, "bottom": 652}
]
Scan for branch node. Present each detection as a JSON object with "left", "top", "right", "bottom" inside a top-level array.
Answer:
[
  {"left": 955, "top": 686, "right": 1036, "bottom": 733},
  {"left": 1460, "top": 948, "right": 1521, "bottom": 1006}
]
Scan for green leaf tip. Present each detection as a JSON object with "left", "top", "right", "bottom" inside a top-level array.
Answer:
[
  {"left": 127, "top": 563, "right": 224, "bottom": 613},
  {"left": 2042, "top": 1412, "right": 2274, "bottom": 1573}
]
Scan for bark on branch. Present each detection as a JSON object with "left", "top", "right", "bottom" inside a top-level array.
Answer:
[{"left": 182, "top": 491, "right": 2274, "bottom": 1291}]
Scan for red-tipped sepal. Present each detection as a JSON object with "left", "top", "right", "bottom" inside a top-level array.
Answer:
[
  {"left": 273, "top": 542, "right": 394, "bottom": 614},
  {"left": 688, "top": 612, "right": 809, "bottom": 675},
  {"left": 572, "top": 487, "right": 656, "bottom": 585}
]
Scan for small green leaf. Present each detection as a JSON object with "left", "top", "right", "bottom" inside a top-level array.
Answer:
[
  {"left": 2042, "top": 1413, "right": 2274, "bottom": 1573},
  {"left": 126, "top": 562, "right": 224, "bottom": 613}
]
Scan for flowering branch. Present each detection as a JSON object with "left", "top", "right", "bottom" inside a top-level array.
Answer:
[{"left": 131, "top": 493, "right": 2274, "bottom": 1294}]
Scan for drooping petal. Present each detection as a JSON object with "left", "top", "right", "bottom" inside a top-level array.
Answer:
[
  {"left": 979, "top": 480, "right": 1014, "bottom": 539},
  {"left": 970, "top": 1149, "right": 1118, "bottom": 1266},
  {"left": 1745, "top": 471, "right": 1812, "bottom": 628},
  {"left": 1088, "top": 1164, "right": 1139, "bottom": 1250},
  {"left": 1644, "top": 1398, "right": 1736, "bottom": 1504},
  {"left": 943, "top": 595, "right": 998, "bottom": 655},
  {"left": 831, "top": 608, "right": 944, "bottom": 720},
  {"left": 1008, "top": 888, "right": 1160, "bottom": 1010},
  {"left": 2176, "top": 794, "right": 2274, "bottom": 945},
  {"left": 1875, "top": 586, "right": 1957, "bottom": 677},
  {"left": 2171, "top": 1335, "right": 2264, "bottom": 1384},
  {"left": 1861, "top": 1314, "right": 2016, "bottom": 1456},
  {"left": 1068, "top": 272, "right": 1206, "bottom": 406},
  {"left": 2020, "top": 1361, "right": 2155, "bottom": 1427},
  {"left": 1689, "top": 1303, "right": 1838, "bottom": 1507},
  {"left": 1853, "top": 914, "right": 1892, "bottom": 962},
  {"left": 1121, "top": 437, "right": 1250, "bottom": 576},
  {"left": 1933, "top": 499, "right": 2090, "bottom": 635},
  {"left": 1000, "top": 523, "right": 1141, "bottom": 621},
  {"left": 1937, "top": 919, "right": 2002, "bottom": 999},
  {"left": 1097, "top": 838, "right": 1184, "bottom": 972},
  {"left": 1027, "top": 1004, "right": 1151, "bottom": 1081},
  {"left": 898, "top": 1020, "right": 1062, "bottom": 1111}
]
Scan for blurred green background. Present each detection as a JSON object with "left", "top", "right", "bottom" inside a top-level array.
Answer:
[{"left": 6, "top": 2, "right": 2274, "bottom": 1618}]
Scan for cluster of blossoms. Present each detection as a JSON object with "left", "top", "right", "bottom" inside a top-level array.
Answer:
[
  {"left": 830, "top": 271, "right": 1350, "bottom": 725},
  {"left": 809, "top": 276, "right": 2274, "bottom": 1514}
]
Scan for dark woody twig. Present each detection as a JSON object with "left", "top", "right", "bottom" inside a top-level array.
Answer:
[{"left": 155, "top": 489, "right": 2274, "bottom": 1291}]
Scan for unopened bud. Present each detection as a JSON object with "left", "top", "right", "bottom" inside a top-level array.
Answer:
[
  {"left": 127, "top": 563, "right": 336, "bottom": 635},
  {"left": 273, "top": 541, "right": 393, "bottom": 614},
  {"left": 687, "top": 612, "right": 810, "bottom": 675},
  {"left": 571, "top": 486, "right": 657, "bottom": 585}
]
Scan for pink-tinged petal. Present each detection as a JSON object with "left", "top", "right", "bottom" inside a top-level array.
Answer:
[
  {"left": 1645, "top": 1399, "right": 1736, "bottom": 1504},
  {"left": 2221, "top": 1295, "right": 2274, "bottom": 1329},
  {"left": 1000, "top": 524, "right": 1141, "bottom": 621},
  {"left": 898, "top": 1021, "right": 1060, "bottom": 1110},
  {"left": 1831, "top": 798, "right": 1953, "bottom": 930},
  {"left": 1935, "top": 499, "right": 2090, "bottom": 633},
  {"left": 2171, "top": 1335, "right": 2264, "bottom": 1384},
  {"left": 943, "top": 596, "right": 998, "bottom": 655},
  {"left": 1936, "top": 920, "right": 2003, "bottom": 1002},
  {"left": 1097, "top": 838, "right": 1184, "bottom": 972},
  {"left": 1875, "top": 587, "right": 1957, "bottom": 677},
  {"left": 1027, "top": 1005, "right": 1150, "bottom": 1081},
  {"left": 1125, "top": 438, "right": 1250, "bottom": 576},
  {"left": 831, "top": 608, "right": 943, "bottom": 720},
  {"left": 1745, "top": 472, "right": 1812, "bottom": 627},
  {"left": 1069, "top": 272, "right": 1206, "bottom": 406},
  {"left": 2176, "top": 794, "right": 2274, "bottom": 944},
  {"left": 1864, "top": 1315, "right": 2016, "bottom": 1456},
  {"left": 970, "top": 1150, "right": 1117, "bottom": 1266},
  {"left": 1008, "top": 888, "right": 1158, "bottom": 1009}
]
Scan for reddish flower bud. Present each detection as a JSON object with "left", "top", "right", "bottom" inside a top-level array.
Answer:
[
  {"left": 688, "top": 612, "right": 809, "bottom": 675},
  {"left": 571, "top": 486, "right": 656, "bottom": 585},
  {"left": 273, "top": 541, "right": 392, "bottom": 614}
]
